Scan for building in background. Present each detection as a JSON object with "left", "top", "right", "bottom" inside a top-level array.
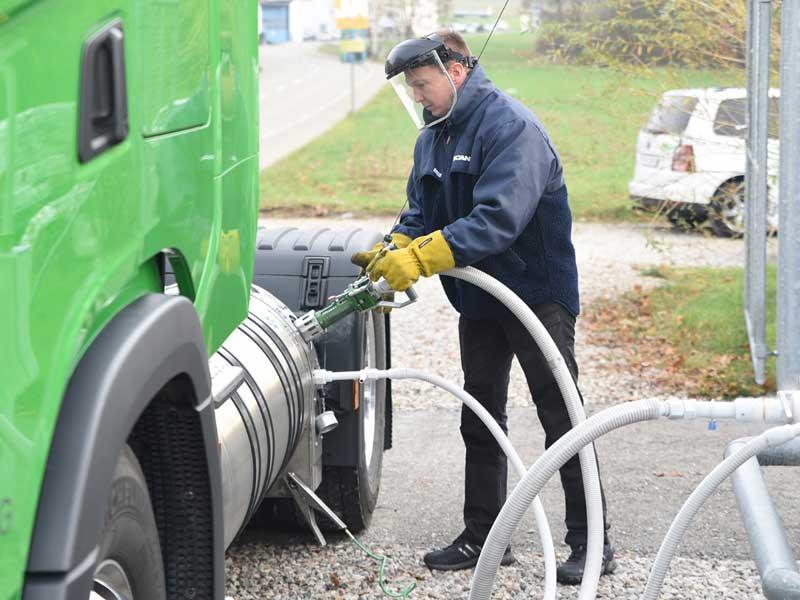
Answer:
[
  {"left": 259, "top": 0, "right": 440, "bottom": 47},
  {"left": 260, "top": 0, "right": 307, "bottom": 43},
  {"left": 301, "top": 0, "right": 337, "bottom": 40},
  {"left": 260, "top": 0, "right": 338, "bottom": 43}
]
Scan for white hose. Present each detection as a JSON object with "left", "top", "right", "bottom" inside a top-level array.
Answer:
[
  {"left": 642, "top": 423, "right": 800, "bottom": 600},
  {"left": 362, "top": 267, "right": 799, "bottom": 599},
  {"left": 466, "top": 395, "right": 794, "bottom": 600},
  {"left": 469, "top": 399, "right": 666, "bottom": 600},
  {"left": 314, "top": 367, "right": 558, "bottom": 600},
  {"left": 443, "top": 267, "right": 605, "bottom": 600}
]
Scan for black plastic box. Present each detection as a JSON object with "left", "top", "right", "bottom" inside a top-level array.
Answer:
[
  {"left": 253, "top": 226, "right": 392, "bottom": 466},
  {"left": 253, "top": 226, "right": 382, "bottom": 310}
]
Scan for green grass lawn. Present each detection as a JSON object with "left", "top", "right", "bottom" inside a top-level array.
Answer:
[
  {"left": 261, "top": 32, "right": 741, "bottom": 219},
  {"left": 587, "top": 266, "right": 777, "bottom": 398}
]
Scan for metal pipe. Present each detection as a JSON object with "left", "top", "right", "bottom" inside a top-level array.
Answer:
[
  {"left": 728, "top": 437, "right": 800, "bottom": 600},
  {"left": 744, "top": 0, "right": 772, "bottom": 384},
  {"left": 778, "top": 0, "right": 800, "bottom": 391},
  {"left": 757, "top": 437, "right": 800, "bottom": 466},
  {"left": 643, "top": 424, "right": 800, "bottom": 600}
]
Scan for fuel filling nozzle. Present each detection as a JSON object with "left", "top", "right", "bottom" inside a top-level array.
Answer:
[{"left": 294, "top": 253, "right": 418, "bottom": 343}]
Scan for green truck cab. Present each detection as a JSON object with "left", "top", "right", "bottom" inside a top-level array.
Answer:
[{"left": 1, "top": 2, "right": 388, "bottom": 598}]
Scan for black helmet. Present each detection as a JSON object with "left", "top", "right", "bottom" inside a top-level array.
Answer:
[{"left": 384, "top": 34, "right": 474, "bottom": 79}]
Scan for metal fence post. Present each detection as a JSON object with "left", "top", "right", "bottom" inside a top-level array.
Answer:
[
  {"left": 744, "top": 0, "right": 771, "bottom": 385},
  {"left": 778, "top": 0, "right": 800, "bottom": 392},
  {"left": 735, "top": 4, "right": 800, "bottom": 600}
]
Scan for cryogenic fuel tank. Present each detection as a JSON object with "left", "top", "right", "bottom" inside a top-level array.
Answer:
[{"left": 209, "top": 286, "right": 321, "bottom": 547}]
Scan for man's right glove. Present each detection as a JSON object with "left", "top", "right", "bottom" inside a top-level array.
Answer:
[
  {"left": 350, "top": 232, "right": 412, "bottom": 270},
  {"left": 366, "top": 230, "right": 455, "bottom": 291}
]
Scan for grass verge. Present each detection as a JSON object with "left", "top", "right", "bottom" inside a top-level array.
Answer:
[
  {"left": 585, "top": 265, "right": 776, "bottom": 399},
  {"left": 262, "top": 32, "right": 741, "bottom": 219}
]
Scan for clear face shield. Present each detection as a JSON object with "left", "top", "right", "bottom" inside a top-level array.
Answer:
[{"left": 388, "top": 50, "right": 457, "bottom": 130}]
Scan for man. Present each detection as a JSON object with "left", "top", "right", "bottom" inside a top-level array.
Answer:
[{"left": 351, "top": 30, "right": 615, "bottom": 584}]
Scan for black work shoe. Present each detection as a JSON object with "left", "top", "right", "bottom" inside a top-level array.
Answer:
[
  {"left": 423, "top": 537, "right": 515, "bottom": 571},
  {"left": 556, "top": 544, "right": 617, "bottom": 585}
]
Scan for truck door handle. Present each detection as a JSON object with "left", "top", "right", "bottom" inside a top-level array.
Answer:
[{"left": 78, "top": 20, "right": 128, "bottom": 163}]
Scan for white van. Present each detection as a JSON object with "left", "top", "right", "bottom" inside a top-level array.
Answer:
[{"left": 629, "top": 88, "right": 780, "bottom": 236}]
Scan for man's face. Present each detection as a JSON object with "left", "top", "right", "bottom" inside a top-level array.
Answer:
[{"left": 404, "top": 64, "right": 459, "bottom": 117}]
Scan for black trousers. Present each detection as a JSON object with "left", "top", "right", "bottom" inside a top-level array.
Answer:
[{"left": 458, "top": 302, "right": 609, "bottom": 548}]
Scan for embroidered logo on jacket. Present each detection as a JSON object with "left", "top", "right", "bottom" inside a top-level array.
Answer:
[{"left": 453, "top": 154, "right": 471, "bottom": 162}]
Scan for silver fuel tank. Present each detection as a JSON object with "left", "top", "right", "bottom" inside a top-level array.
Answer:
[{"left": 209, "top": 286, "right": 319, "bottom": 547}]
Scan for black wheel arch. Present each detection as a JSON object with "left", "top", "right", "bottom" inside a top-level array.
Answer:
[{"left": 24, "top": 294, "right": 224, "bottom": 600}]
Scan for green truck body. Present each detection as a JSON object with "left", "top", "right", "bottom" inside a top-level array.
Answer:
[{"left": 0, "top": 1, "right": 259, "bottom": 596}]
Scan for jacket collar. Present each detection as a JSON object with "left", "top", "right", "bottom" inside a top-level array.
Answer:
[
  {"left": 451, "top": 64, "right": 495, "bottom": 125},
  {"left": 424, "top": 64, "right": 494, "bottom": 129}
]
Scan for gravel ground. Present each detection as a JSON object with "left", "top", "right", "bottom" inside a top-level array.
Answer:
[
  {"left": 226, "top": 539, "right": 763, "bottom": 599},
  {"left": 225, "top": 218, "right": 779, "bottom": 599}
]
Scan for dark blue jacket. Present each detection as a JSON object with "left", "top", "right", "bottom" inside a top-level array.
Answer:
[{"left": 392, "top": 64, "right": 580, "bottom": 319}]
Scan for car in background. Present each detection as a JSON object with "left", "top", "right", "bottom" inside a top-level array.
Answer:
[
  {"left": 476, "top": 20, "right": 509, "bottom": 32},
  {"left": 629, "top": 88, "right": 780, "bottom": 237},
  {"left": 452, "top": 21, "right": 480, "bottom": 33}
]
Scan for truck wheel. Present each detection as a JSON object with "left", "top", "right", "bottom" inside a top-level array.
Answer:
[
  {"left": 318, "top": 310, "right": 386, "bottom": 532},
  {"left": 710, "top": 179, "right": 745, "bottom": 238},
  {"left": 91, "top": 446, "right": 165, "bottom": 600}
]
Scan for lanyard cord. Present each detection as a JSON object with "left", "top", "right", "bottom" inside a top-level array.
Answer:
[{"left": 476, "top": 0, "right": 512, "bottom": 63}]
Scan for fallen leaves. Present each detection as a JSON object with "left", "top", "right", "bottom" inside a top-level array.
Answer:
[{"left": 584, "top": 282, "right": 772, "bottom": 399}]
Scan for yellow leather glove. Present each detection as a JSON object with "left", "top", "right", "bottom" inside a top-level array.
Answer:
[
  {"left": 367, "top": 230, "right": 455, "bottom": 291},
  {"left": 350, "top": 233, "right": 412, "bottom": 270}
]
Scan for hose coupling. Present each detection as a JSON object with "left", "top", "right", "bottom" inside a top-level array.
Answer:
[
  {"left": 663, "top": 399, "right": 698, "bottom": 420},
  {"left": 313, "top": 369, "right": 332, "bottom": 385}
]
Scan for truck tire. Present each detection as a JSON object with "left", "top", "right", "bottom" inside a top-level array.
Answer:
[
  {"left": 92, "top": 445, "right": 165, "bottom": 600},
  {"left": 317, "top": 310, "right": 386, "bottom": 532}
]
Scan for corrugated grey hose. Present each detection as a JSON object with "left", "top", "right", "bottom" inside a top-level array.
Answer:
[
  {"left": 314, "top": 367, "right": 558, "bottom": 600},
  {"left": 442, "top": 267, "right": 605, "bottom": 600},
  {"left": 469, "top": 399, "right": 666, "bottom": 600},
  {"left": 642, "top": 423, "right": 800, "bottom": 600}
]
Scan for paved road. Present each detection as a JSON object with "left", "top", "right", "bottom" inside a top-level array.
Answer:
[
  {"left": 370, "top": 407, "right": 796, "bottom": 560},
  {"left": 258, "top": 42, "right": 387, "bottom": 168}
]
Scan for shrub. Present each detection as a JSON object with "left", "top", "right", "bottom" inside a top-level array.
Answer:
[{"left": 534, "top": 0, "right": 767, "bottom": 69}]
